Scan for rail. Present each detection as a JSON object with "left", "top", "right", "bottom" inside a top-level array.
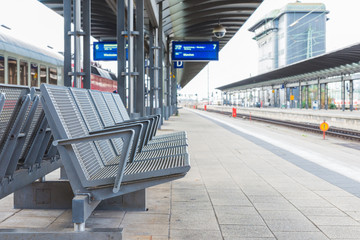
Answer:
[{"left": 199, "top": 107, "right": 360, "bottom": 141}]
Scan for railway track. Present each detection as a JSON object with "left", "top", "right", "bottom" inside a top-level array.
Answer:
[{"left": 204, "top": 108, "right": 360, "bottom": 141}]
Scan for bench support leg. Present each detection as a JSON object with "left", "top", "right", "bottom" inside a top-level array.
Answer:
[{"left": 74, "top": 222, "right": 85, "bottom": 232}]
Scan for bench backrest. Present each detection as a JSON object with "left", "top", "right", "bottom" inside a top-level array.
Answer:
[
  {"left": 0, "top": 93, "right": 5, "bottom": 114},
  {"left": 70, "top": 87, "right": 120, "bottom": 165},
  {"left": 74, "top": 89, "right": 142, "bottom": 162},
  {"left": 40, "top": 84, "right": 133, "bottom": 191},
  {"left": 0, "top": 85, "right": 31, "bottom": 180},
  {"left": 111, "top": 93, "right": 130, "bottom": 121}
]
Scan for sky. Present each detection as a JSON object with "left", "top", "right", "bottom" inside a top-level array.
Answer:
[{"left": 0, "top": 0, "right": 360, "bottom": 98}]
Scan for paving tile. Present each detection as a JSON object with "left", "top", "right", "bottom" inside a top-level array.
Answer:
[
  {"left": 86, "top": 216, "right": 122, "bottom": 228},
  {"left": 258, "top": 210, "right": 307, "bottom": 221},
  {"left": 0, "top": 211, "right": 17, "bottom": 222},
  {"left": 253, "top": 202, "right": 297, "bottom": 211},
  {"left": 223, "top": 238, "right": 275, "bottom": 240},
  {"left": 170, "top": 210, "right": 219, "bottom": 230},
  {"left": 91, "top": 210, "right": 125, "bottom": 219},
  {"left": 170, "top": 229, "right": 222, "bottom": 240},
  {"left": 220, "top": 225, "right": 274, "bottom": 238},
  {"left": 273, "top": 231, "right": 329, "bottom": 240},
  {"left": 171, "top": 200, "right": 213, "bottom": 211},
  {"left": 15, "top": 209, "right": 64, "bottom": 218},
  {"left": 300, "top": 207, "right": 347, "bottom": 217},
  {"left": 121, "top": 223, "right": 169, "bottom": 236},
  {"left": 264, "top": 219, "right": 318, "bottom": 232},
  {"left": 307, "top": 216, "right": 360, "bottom": 226},
  {"left": 171, "top": 189, "right": 209, "bottom": 202},
  {"left": 318, "top": 226, "right": 360, "bottom": 239},
  {"left": 216, "top": 213, "right": 265, "bottom": 225},
  {"left": 122, "top": 213, "right": 169, "bottom": 224},
  {"left": 0, "top": 216, "right": 56, "bottom": 228},
  {"left": 213, "top": 206, "right": 259, "bottom": 216}
]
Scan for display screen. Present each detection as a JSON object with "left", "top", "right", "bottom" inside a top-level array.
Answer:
[
  {"left": 172, "top": 41, "right": 219, "bottom": 61},
  {"left": 93, "top": 42, "right": 128, "bottom": 61}
]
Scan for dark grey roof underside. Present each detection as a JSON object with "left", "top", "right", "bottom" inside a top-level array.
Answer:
[
  {"left": 217, "top": 43, "right": 360, "bottom": 91},
  {"left": 38, "top": 0, "right": 262, "bottom": 87}
]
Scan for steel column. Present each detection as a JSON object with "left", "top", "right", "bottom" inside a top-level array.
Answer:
[
  {"left": 128, "top": 0, "right": 135, "bottom": 114},
  {"left": 350, "top": 80, "right": 354, "bottom": 111},
  {"left": 83, "top": 0, "right": 91, "bottom": 89},
  {"left": 117, "top": 0, "right": 126, "bottom": 105},
  {"left": 325, "top": 83, "right": 328, "bottom": 110},
  {"left": 283, "top": 84, "right": 287, "bottom": 108},
  {"left": 167, "top": 54, "right": 171, "bottom": 110},
  {"left": 299, "top": 81, "right": 302, "bottom": 109},
  {"left": 63, "top": 0, "right": 72, "bottom": 87},
  {"left": 73, "top": 0, "right": 81, "bottom": 88},
  {"left": 341, "top": 75, "right": 345, "bottom": 111},
  {"left": 318, "top": 78, "right": 321, "bottom": 110},
  {"left": 158, "top": 2, "right": 164, "bottom": 123},
  {"left": 135, "top": 0, "right": 145, "bottom": 117},
  {"left": 305, "top": 85, "right": 309, "bottom": 109},
  {"left": 149, "top": 27, "right": 155, "bottom": 113}
]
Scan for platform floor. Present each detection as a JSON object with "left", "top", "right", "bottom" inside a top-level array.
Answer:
[{"left": 1, "top": 108, "right": 360, "bottom": 239}]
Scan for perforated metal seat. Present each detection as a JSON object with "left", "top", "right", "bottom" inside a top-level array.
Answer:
[{"left": 109, "top": 91, "right": 187, "bottom": 143}]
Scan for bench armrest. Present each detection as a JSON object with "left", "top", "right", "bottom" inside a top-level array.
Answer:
[
  {"left": 90, "top": 123, "right": 144, "bottom": 161},
  {"left": 53, "top": 129, "right": 135, "bottom": 193},
  {"left": 53, "top": 129, "right": 134, "bottom": 146}
]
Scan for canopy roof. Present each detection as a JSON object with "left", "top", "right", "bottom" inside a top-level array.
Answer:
[
  {"left": 39, "top": 0, "right": 262, "bottom": 87},
  {"left": 217, "top": 43, "right": 360, "bottom": 91}
]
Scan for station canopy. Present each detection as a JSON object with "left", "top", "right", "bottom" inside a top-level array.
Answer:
[
  {"left": 217, "top": 42, "right": 360, "bottom": 92},
  {"left": 38, "top": 0, "right": 262, "bottom": 87}
]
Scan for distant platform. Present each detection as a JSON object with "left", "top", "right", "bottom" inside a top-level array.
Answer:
[{"left": 200, "top": 105, "right": 360, "bottom": 131}]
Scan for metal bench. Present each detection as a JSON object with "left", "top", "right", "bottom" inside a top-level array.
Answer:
[
  {"left": 110, "top": 91, "right": 187, "bottom": 141},
  {"left": 0, "top": 84, "right": 61, "bottom": 199},
  {"left": 40, "top": 84, "right": 190, "bottom": 230},
  {"left": 87, "top": 89, "right": 188, "bottom": 160}
]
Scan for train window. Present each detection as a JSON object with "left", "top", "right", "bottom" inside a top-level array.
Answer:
[
  {"left": 20, "top": 60, "right": 28, "bottom": 86},
  {"left": 49, "top": 67, "right": 57, "bottom": 85},
  {"left": 8, "top": 57, "right": 17, "bottom": 85},
  {"left": 0, "top": 55, "right": 4, "bottom": 83},
  {"left": 40, "top": 65, "right": 46, "bottom": 84},
  {"left": 31, "top": 63, "right": 38, "bottom": 87}
]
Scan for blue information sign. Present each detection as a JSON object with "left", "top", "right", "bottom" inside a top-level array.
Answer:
[
  {"left": 172, "top": 41, "right": 219, "bottom": 61},
  {"left": 93, "top": 42, "right": 128, "bottom": 61}
]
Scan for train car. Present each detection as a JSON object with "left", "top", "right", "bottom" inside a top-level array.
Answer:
[{"left": 0, "top": 30, "right": 117, "bottom": 91}]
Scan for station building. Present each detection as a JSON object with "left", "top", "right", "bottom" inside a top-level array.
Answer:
[{"left": 249, "top": 2, "right": 328, "bottom": 74}]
